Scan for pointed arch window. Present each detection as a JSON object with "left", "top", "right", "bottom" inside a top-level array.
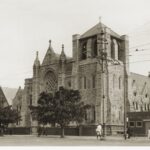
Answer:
[
  {"left": 118, "top": 42, "right": 122, "bottom": 61},
  {"left": 44, "top": 71, "right": 57, "bottom": 93},
  {"left": 119, "top": 76, "right": 122, "bottom": 89},
  {"left": 111, "top": 39, "right": 115, "bottom": 59},
  {"left": 113, "top": 75, "right": 116, "bottom": 89}
]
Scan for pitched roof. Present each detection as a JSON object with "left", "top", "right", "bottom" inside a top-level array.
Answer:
[
  {"left": 0, "top": 86, "right": 9, "bottom": 107},
  {"left": 80, "top": 23, "right": 121, "bottom": 39}
]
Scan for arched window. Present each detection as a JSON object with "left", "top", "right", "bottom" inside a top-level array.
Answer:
[
  {"left": 81, "top": 42, "right": 87, "bottom": 60},
  {"left": 44, "top": 71, "right": 57, "bottom": 93},
  {"left": 93, "top": 40, "right": 97, "bottom": 57},
  {"left": 111, "top": 39, "right": 118, "bottom": 60},
  {"left": 145, "top": 104, "right": 147, "bottom": 111},
  {"left": 118, "top": 42, "right": 122, "bottom": 61},
  {"left": 111, "top": 39, "right": 115, "bottom": 59},
  {"left": 119, "top": 76, "right": 122, "bottom": 89},
  {"left": 136, "top": 102, "right": 138, "bottom": 110}
]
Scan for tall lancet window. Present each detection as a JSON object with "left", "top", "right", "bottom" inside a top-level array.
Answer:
[
  {"left": 119, "top": 76, "right": 122, "bottom": 89},
  {"left": 113, "top": 75, "right": 116, "bottom": 89},
  {"left": 111, "top": 39, "right": 118, "bottom": 60}
]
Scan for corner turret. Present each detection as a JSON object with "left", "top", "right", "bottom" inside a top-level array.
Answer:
[
  {"left": 60, "top": 44, "right": 66, "bottom": 62},
  {"left": 33, "top": 51, "right": 40, "bottom": 67}
]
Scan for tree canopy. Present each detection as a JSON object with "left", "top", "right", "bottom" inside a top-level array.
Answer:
[
  {"left": 30, "top": 87, "right": 91, "bottom": 137},
  {"left": 0, "top": 105, "right": 21, "bottom": 135}
]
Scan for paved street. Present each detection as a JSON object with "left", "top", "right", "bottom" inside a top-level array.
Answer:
[{"left": 0, "top": 135, "right": 150, "bottom": 146}]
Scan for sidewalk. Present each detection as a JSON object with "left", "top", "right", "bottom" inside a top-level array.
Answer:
[{"left": 0, "top": 134, "right": 150, "bottom": 146}]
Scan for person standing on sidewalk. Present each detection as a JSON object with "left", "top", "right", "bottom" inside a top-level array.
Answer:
[
  {"left": 127, "top": 127, "right": 131, "bottom": 139},
  {"left": 96, "top": 123, "right": 102, "bottom": 140}
]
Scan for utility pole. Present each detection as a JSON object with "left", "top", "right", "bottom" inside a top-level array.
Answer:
[
  {"left": 97, "top": 24, "right": 108, "bottom": 137},
  {"left": 124, "top": 61, "right": 127, "bottom": 140},
  {"left": 101, "top": 50, "right": 107, "bottom": 137}
]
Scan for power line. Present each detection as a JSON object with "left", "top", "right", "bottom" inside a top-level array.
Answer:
[{"left": 129, "top": 42, "right": 150, "bottom": 49}]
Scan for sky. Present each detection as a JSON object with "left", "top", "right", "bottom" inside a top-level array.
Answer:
[{"left": 0, "top": 0, "right": 150, "bottom": 88}]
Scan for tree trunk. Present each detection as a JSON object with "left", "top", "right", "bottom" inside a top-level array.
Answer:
[{"left": 61, "top": 126, "right": 65, "bottom": 138}]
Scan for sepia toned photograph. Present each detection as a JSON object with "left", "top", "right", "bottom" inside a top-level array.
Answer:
[{"left": 0, "top": 0, "right": 150, "bottom": 147}]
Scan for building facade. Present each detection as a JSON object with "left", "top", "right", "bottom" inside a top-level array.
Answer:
[{"left": 12, "top": 22, "right": 150, "bottom": 133}]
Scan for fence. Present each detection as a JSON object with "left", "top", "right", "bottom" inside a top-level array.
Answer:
[
  {"left": 5, "top": 125, "right": 123, "bottom": 136},
  {"left": 5, "top": 127, "right": 31, "bottom": 135}
]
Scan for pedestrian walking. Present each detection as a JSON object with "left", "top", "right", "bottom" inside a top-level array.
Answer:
[
  {"left": 126, "top": 127, "right": 131, "bottom": 139},
  {"left": 148, "top": 127, "right": 150, "bottom": 139},
  {"left": 96, "top": 123, "right": 102, "bottom": 140}
]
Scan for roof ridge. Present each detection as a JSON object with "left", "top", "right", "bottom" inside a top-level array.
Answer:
[{"left": 80, "top": 22, "right": 121, "bottom": 39}]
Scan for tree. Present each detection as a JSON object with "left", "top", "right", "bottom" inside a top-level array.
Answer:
[
  {"left": 30, "top": 87, "right": 91, "bottom": 138},
  {"left": 0, "top": 106, "right": 21, "bottom": 135}
]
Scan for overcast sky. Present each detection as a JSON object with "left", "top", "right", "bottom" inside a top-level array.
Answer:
[{"left": 0, "top": 0, "right": 150, "bottom": 88}]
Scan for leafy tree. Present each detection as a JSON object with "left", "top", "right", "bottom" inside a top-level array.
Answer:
[
  {"left": 30, "top": 87, "right": 91, "bottom": 138},
  {"left": 0, "top": 106, "right": 21, "bottom": 135}
]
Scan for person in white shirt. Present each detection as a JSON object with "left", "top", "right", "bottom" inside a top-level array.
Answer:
[{"left": 96, "top": 123, "right": 102, "bottom": 140}]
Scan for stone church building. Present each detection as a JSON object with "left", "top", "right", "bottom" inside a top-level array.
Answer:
[{"left": 12, "top": 22, "right": 150, "bottom": 132}]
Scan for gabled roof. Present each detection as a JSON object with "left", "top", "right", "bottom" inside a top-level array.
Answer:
[
  {"left": 42, "top": 41, "right": 60, "bottom": 66},
  {"left": 12, "top": 86, "right": 23, "bottom": 107},
  {"left": 0, "top": 86, "right": 9, "bottom": 107},
  {"left": 80, "top": 23, "right": 121, "bottom": 39}
]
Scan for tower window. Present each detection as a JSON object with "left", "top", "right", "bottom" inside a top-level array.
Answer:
[
  {"left": 81, "top": 42, "right": 87, "bottom": 60},
  {"left": 93, "top": 40, "right": 97, "bottom": 57},
  {"left": 30, "top": 95, "right": 32, "bottom": 106},
  {"left": 111, "top": 39, "right": 115, "bottom": 59},
  {"left": 111, "top": 39, "right": 118, "bottom": 60}
]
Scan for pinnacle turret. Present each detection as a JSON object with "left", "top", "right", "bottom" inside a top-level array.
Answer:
[
  {"left": 47, "top": 40, "right": 54, "bottom": 54},
  {"left": 33, "top": 51, "right": 40, "bottom": 67},
  {"left": 60, "top": 44, "right": 66, "bottom": 62}
]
